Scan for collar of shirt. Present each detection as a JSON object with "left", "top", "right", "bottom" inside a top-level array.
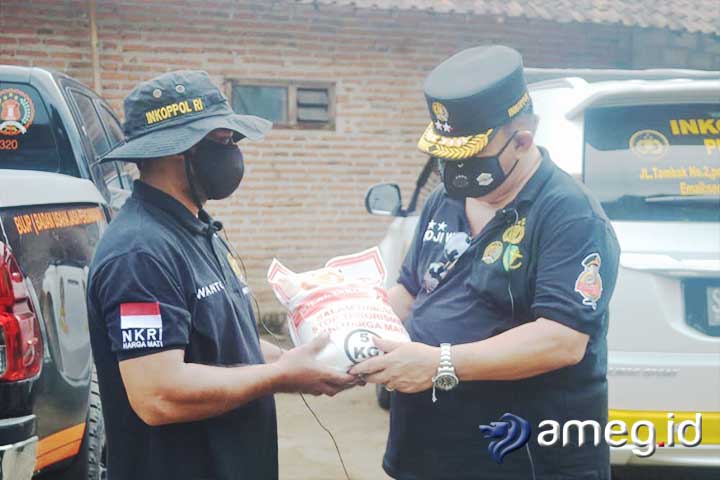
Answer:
[
  {"left": 508, "top": 146, "right": 555, "bottom": 209},
  {"left": 131, "top": 180, "right": 221, "bottom": 237}
]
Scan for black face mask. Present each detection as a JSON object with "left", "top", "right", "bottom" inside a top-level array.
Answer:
[
  {"left": 439, "top": 131, "right": 519, "bottom": 200},
  {"left": 185, "top": 137, "right": 244, "bottom": 204}
]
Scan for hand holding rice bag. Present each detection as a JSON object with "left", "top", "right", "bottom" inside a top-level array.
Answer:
[{"left": 267, "top": 247, "right": 410, "bottom": 372}]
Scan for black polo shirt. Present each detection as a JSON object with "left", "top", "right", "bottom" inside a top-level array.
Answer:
[
  {"left": 385, "top": 148, "right": 620, "bottom": 480},
  {"left": 87, "top": 181, "right": 277, "bottom": 480}
]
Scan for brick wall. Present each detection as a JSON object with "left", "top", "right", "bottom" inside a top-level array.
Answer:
[{"left": 1, "top": 0, "right": 717, "bottom": 320}]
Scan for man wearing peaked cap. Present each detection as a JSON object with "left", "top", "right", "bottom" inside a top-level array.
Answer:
[
  {"left": 87, "top": 71, "right": 354, "bottom": 480},
  {"left": 351, "top": 46, "right": 620, "bottom": 479}
]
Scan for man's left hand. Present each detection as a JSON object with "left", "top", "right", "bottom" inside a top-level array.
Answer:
[{"left": 349, "top": 339, "right": 439, "bottom": 394}]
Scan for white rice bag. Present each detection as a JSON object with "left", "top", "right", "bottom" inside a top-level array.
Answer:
[{"left": 267, "top": 247, "right": 410, "bottom": 372}]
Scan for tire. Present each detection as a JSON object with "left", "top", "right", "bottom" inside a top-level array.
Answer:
[
  {"left": 51, "top": 368, "right": 107, "bottom": 480},
  {"left": 86, "top": 370, "right": 107, "bottom": 480},
  {"left": 376, "top": 384, "right": 391, "bottom": 410}
]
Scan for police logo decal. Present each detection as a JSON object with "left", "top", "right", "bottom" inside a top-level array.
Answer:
[
  {"left": 629, "top": 129, "right": 669, "bottom": 159},
  {"left": 574, "top": 253, "right": 603, "bottom": 310},
  {"left": 0, "top": 88, "right": 35, "bottom": 136},
  {"left": 482, "top": 241, "right": 503, "bottom": 264}
]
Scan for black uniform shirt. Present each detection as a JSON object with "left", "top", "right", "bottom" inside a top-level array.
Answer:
[
  {"left": 385, "top": 148, "right": 620, "bottom": 480},
  {"left": 87, "top": 181, "right": 277, "bottom": 480}
]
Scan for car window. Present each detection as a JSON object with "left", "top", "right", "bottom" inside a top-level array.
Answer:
[
  {"left": 0, "top": 82, "right": 78, "bottom": 175},
  {"left": 94, "top": 161, "right": 121, "bottom": 192},
  {"left": 584, "top": 103, "right": 720, "bottom": 222},
  {"left": 69, "top": 89, "right": 111, "bottom": 158},
  {"left": 118, "top": 161, "right": 139, "bottom": 190},
  {"left": 97, "top": 103, "right": 138, "bottom": 191},
  {"left": 98, "top": 103, "right": 124, "bottom": 150}
]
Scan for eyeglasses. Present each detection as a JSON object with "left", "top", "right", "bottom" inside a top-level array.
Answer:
[{"left": 422, "top": 231, "right": 471, "bottom": 293}]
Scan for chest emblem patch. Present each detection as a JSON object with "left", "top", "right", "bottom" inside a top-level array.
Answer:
[
  {"left": 227, "top": 252, "right": 244, "bottom": 280},
  {"left": 502, "top": 244, "right": 523, "bottom": 271},
  {"left": 482, "top": 241, "right": 503, "bottom": 264},
  {"left": 502, "top": 218, "right": 526, "bottom": 244},
  {"left": 574, "top": 253, "right": 603, "bottom": 310}
]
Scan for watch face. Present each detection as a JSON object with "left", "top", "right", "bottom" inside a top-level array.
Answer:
[{"left": 435, "top": 373, "right": 458, "bottom": 391}]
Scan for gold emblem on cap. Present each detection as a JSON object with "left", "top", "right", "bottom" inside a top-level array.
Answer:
[{"left": 431, "top": 102, "right": 449, "bottom": 122}]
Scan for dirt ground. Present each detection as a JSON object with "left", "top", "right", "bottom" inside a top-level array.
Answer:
[{"left": 276, "top": 385, "right": 392, "bottom": 480}]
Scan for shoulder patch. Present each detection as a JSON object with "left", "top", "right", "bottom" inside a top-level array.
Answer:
[
  {"left": 574, "top": 253, "right": 603, "bottom": 310},
  {"left": 120, "top": 302, "right": 164, "bottom": 350}
]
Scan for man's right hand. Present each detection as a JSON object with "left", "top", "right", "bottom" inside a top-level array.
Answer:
[{"left": 274, "top": 335, "right": 356, "bottom": 397}]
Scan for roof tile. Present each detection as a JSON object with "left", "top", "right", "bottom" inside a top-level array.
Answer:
[{"left": 295, "top": 0, "right": 720, "bottom": 34}]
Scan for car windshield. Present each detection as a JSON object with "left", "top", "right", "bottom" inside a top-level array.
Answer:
[{"left": 584, "top": 103, "right": 720, "bottom": 222}]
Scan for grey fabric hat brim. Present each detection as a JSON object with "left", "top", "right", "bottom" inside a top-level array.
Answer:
[{"left": 99, "top": 113, "right": 272, "bottom": 162}]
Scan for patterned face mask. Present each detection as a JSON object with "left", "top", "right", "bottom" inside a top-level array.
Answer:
[
  {"left": 438, "top": 131, "right": 519, "bottom": 200},
  {"left": 423, "top": 232, "right": 471, "bottom": 293}
]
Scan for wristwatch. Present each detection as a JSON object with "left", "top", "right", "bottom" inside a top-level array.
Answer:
[{"left": 431, "top": 343, "right": 459, "bottom": 403}]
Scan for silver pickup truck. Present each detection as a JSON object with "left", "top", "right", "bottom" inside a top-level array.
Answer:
[
  {"left": 1, "top": 66, "right": 136, "bottom": 480},
  {"left": 365, "top": 69, "right": 720, "bottom": 479}
]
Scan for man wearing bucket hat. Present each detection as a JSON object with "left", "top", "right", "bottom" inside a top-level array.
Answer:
[
  {"left": 351, "top": 46, "right": 620, "bottom": 479},
  {"left": 86, "top": 71, "right": 354, "bottom": 480}
]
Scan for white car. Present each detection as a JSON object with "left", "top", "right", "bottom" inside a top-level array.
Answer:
[
  {"left": 365, "top": 71, "right": 720, "bottom": 478},
  {"left": 41, "top": 262, "right": 93, "bottom": 383}
]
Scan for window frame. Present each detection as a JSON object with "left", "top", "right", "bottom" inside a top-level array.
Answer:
[
  {"left": 64, "top": 86, "right": 137, "bottom": 210},
  {"left": 228, "top": 79, "right": 336, "bottom": 130},
  {"left": 66, "top": 87, "right": 112, "bottom": 159}
]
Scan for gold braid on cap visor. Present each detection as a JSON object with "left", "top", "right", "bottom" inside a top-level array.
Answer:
[{"left": 417, "top": 123, "right": 494, "bottom": 160}]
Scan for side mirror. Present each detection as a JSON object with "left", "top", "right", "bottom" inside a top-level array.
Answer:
[{"left": 365, "top": 183, "right": 404, "bottom": 217}]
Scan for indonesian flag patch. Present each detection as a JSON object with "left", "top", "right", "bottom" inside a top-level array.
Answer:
[{"left": 120, "top": 302, "right": 164, "bottom": 350}]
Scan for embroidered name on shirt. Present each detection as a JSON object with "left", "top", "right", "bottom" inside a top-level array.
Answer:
[
  {"left": 196, "top": 281, "right": 226, "bottom": 299},
  {"left": 120, "top": 302, "right": 164, "bottom": 350},
  {"left": 423, "top": 219, "right": 459, "bottom": 245}
]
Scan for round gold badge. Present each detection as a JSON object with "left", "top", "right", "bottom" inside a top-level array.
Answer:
[
  {"left": 431, "top": 101, "right": 449, "bottom": 122},
  {"left": 482, "top": 241, "right": 503, "bottom": 264},
  {"left": 227, "top": 252, "right": 244, "bottom": 279},
  {"left": 502, "top": 218, "right": 526, "bottom": 244}
]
